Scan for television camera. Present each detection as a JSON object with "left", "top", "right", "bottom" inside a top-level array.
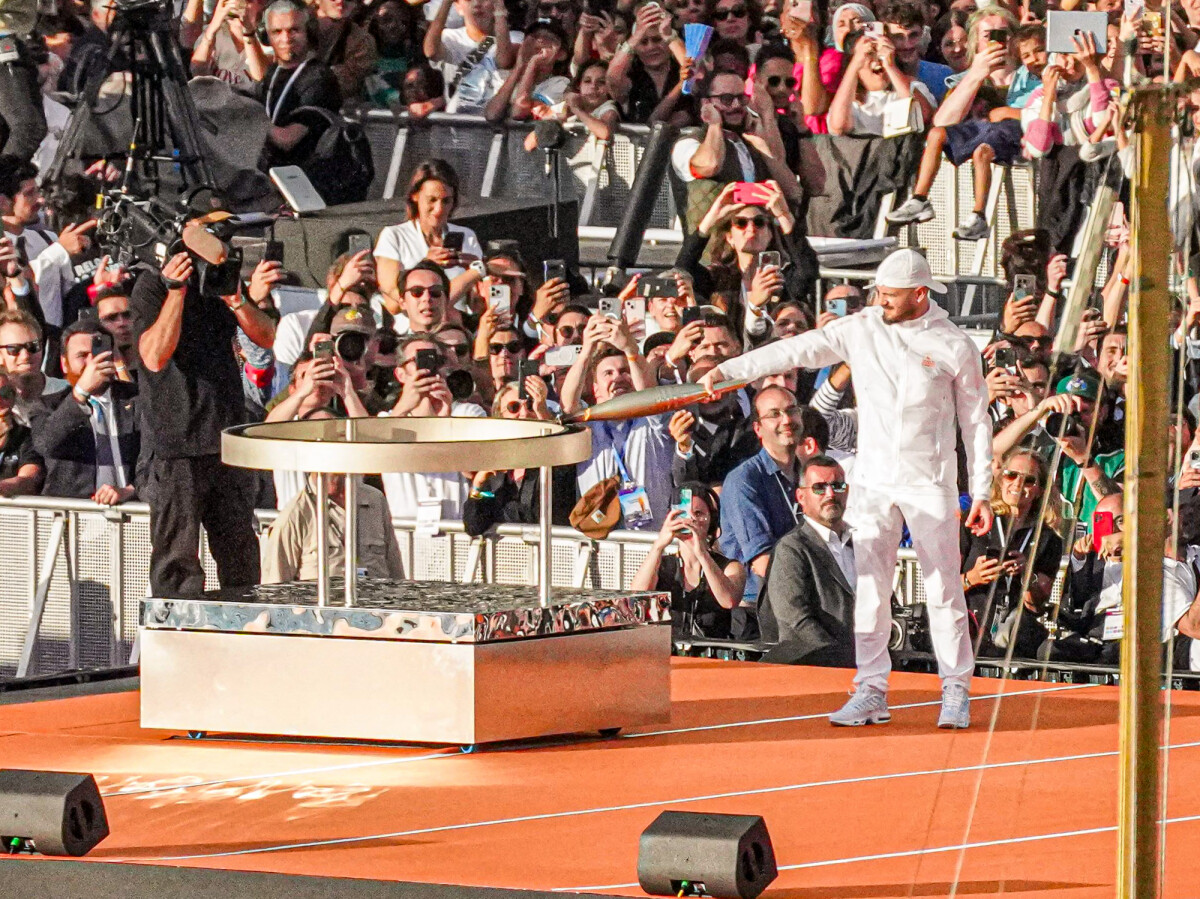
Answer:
[{"left": 96, "top": 189, "right": 270, "bottom": 297}]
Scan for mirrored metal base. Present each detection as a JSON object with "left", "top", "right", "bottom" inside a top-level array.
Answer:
[{"left": 140, "top": 581, "right": 672, "bottom": 746}]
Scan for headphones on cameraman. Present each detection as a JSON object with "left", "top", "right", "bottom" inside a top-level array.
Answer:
[{"left": 257, "top": 1, "right": 321, "bottom": 53}]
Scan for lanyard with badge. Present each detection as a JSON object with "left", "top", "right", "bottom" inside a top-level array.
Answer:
[
  {"left": 610, "top": 427, "right": 653, "bottom": 527},
  {"left": 267, "top": 60, "right": 309, "bottom": 124},
  {"left": 988, "top": 519, "right": 1035, "bottom": 647},
  {"left": 774, "top": 466, "right": 800, "bottom": 526}
]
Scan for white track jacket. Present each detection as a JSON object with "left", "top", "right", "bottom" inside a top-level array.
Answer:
[{"left": 720, "top": 304, "right": 993, "bottom": 502}]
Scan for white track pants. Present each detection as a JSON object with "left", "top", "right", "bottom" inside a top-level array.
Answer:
[{"left": 847, "top": 486, "right": 974, "bottom": 692}]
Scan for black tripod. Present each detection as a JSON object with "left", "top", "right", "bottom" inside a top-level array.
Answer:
[{"left": 47, "top": 0, "right": 214, "bottom": 193}]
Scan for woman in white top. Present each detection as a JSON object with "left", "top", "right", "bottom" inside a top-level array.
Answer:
[
  {"left": 827, "top": 27, "right": 935, "bottom": 137},
  {"left": 373, "top": 159, "right": 483, "bottom": 313}
]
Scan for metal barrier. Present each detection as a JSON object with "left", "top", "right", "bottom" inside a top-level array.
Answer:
[
  {"left": 357, "top": 111, "right": 1036, "bottom": 285},
  {"left": 361, "top": 112, "right": 680, "bottom": 233},
  {"left": 0, "top": 494, "right": 1020, "bottom": 679}
]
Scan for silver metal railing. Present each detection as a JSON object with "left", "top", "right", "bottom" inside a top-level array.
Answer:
[{"left": 356, "top": 111, "right": 1038, "bottom": 287}]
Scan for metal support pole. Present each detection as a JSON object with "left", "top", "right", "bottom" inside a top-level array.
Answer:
[
  {"left": 18, "top": 513, "right": 68, "bottom": 677},
  {"left": 539, "top": 462, "right": 553, "bottom": 607},
  {"left": 344, "top": 475, "right": 358, "bottom": 607},
  {"left": 1118, "top": 88, "right": 1172, "bottom": 899},
  {"left": 343, "top": 420, "right": 358, "bottom": 607},
  {"left": 315, "top": 473, "right": 330, "bottom": 608}
]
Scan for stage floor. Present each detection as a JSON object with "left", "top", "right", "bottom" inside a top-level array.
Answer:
[{"left": 2, "top": 659, "right": 1200, "bottom": 898}]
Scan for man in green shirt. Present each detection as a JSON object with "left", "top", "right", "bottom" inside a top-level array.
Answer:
[
  {"left": 1054, "top": 370, "right": 1123, "bottom": 532},
  {"left": 0, "top": 0, "right": 48, "bottom": 162}
]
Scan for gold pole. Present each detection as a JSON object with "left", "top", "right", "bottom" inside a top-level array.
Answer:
[{"left": 1119, "top": 87, "right": 1172, "bottom": 899}]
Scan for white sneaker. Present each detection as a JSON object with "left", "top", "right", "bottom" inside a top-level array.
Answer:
[
  {"left": 938, "top": 683, "right": 970, "bottom": 729},
  {"left": 829, "top": 685, "right": 891, "bottom": 727},
  {"left": 952, "top": 213, "right": 990, "bottom": 241},
  {"left": 886, "top": 196, "right": 935, "bottom": 225}
]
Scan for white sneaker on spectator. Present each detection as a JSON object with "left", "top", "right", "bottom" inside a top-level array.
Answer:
[
  {"left": 886, "top": 197, "right": 935, "bottom": 224},
  {"left": 952, "top": 213, "right": 989, "bottom": 241},
  {"left": 937, "top": 683, "right": 971, "bottom": 729},
  {"left": 829, "top": 685, "right": 890, "bottom": 727}
]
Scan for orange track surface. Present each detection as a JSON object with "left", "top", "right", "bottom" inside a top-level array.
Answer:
[{"left": 3, "top": 659, "right": 1200, "bottom": 898}]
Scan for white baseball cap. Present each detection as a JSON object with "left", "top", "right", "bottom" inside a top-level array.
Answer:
[{"left": 874, "top": 249, "right": 947, "bottom": 294}]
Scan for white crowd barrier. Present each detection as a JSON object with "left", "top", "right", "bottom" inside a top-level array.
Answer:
[{"left": 0, "top": 495, "right": 1005, "bottom": 679}]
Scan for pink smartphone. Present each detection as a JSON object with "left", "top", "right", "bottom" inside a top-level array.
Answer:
[{"left": 731, "top": 181, "right": 767, "bottom": 206}]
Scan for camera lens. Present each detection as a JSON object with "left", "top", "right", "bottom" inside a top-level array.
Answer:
[
  {"left": 446, "top": 368, "right": 475, "bottom": 402},
  {"left": 335, "top": 331, "right": 368, "bottom": 363},
  {"left": 1045, "top": 412, "right": 1082, "bottom": 439},
  {"left": 376, "top": 329, "right": 399, "bottom": 356}
]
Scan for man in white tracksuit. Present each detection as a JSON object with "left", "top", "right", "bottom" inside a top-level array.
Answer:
[{"left": 702, "top": 249, "right": 993, "bottom": 728}]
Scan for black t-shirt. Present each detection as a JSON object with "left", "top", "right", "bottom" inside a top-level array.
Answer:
[
  {"left": 0, "top": 421, "right": 41, "bottom": 480},
  {"left": 657, "top": 550, "right": 734, "bottom": 639},
  {"left": 259, "top": 59, "right": 342, "bottom": 166},
  {"left": 128, "top": 267, "right": 245, "bottom": 459},
  {"left": 624, "top": 57, "right": 679, "bottom": 124}
]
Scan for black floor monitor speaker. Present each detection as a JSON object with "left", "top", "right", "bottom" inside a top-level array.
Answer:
[
  {"left": 273, "top": 196, "right": 580, "bottom": 288},
  {"left": 637, "top": 811, "right": 777, "bottom": 899},
  {"left": 0, "top": 770, "right": 110, "bottom": 856}
]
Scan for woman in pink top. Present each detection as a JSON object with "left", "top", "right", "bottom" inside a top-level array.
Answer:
[{"left": 775, "top": 1, "right": 874, "bottom": 133}]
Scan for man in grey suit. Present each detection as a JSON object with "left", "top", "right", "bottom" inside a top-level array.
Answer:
[{"left": 758, "top": 455, "right": 857, "bottom": 666}]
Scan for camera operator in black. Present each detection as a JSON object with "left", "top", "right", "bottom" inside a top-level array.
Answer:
[
  {"left": 0, "top": 0, "right": 48, "bottom": 163},
  {"left": 130, "top": 251, "right": 277, "bottom": 597}
]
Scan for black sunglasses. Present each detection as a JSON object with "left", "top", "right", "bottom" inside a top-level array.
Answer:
[
  {"left": 713, "top": 4, "right": 747, "bottom": 19},
  {"left": 766, "top": 75, "right": 798, "bottom": 89},
  {"left": 0, "top": 341, "right": 40, "bottom": 356},
  {"left": 808, "top": 481, "right": 848, "bottom": 495},
  {"left": 405, "top": 284, "right": 446, "bottom": 298},
  {"left": 489, "top": 341, "right": 522, "bottom": 355},
  {"left": 732, "top": 215, "right": 770, "bottom": 229}
]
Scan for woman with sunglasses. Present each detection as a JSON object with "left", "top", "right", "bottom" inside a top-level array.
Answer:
[
  {"left": 960, "top": 448, "right": 1062, "bottom": 660},
  {"left": 462, "top": 373, "right": 577, "bottom": 536},
  {"left": 631, "top": 481, "right": 745, "bottom": 638},
  {"left": 607, "top": 1, "right": 684, "bottom": 123},
  {"left": 676, "top": 179, "right": 818, "bottom": 334},
  {"left": 705, "top": 0, "right": 761, "bottom": 51},
  {"left": 775, "top": 1, "right": 868, "bottom": 132}
]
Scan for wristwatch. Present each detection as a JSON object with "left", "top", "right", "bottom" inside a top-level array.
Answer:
[{"left": 470, "top": 260, "right": 488, "bottom": 278}]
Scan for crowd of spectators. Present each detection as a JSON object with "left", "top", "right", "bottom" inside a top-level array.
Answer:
[{"left": 3, "top": 0, "right": 1200, "bottom": 673}]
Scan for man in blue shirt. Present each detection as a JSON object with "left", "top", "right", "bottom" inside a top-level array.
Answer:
[
  {"left": 879, "top": 0, "right": 952, "bottom": 104},
  {"left": 720, "top": 386, "right": 828, "bottom": 638}
]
